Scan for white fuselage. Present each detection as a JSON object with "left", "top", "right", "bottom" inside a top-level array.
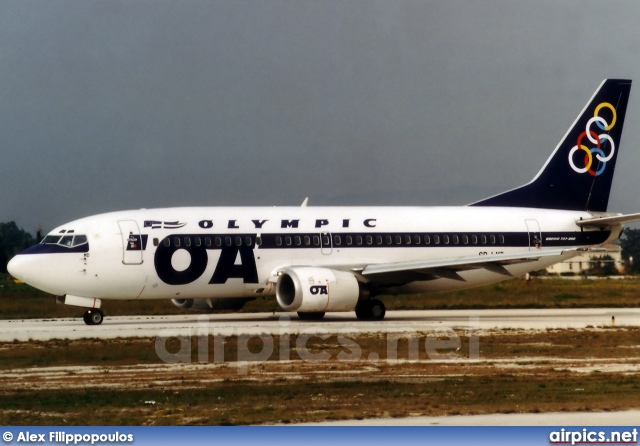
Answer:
[{"left": 8, "top": 206, "right": 619, "bottom": 301}]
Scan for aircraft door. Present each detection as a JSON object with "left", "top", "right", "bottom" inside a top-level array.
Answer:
[
  {"left": 320, "top": 232, "right": 332, "bottom": 255},
  {"left": 118, "top": 220, "right": 144, "bottom": 264},
  {"left": 525, "top": 219, "right": 542, "bottom": 251}
]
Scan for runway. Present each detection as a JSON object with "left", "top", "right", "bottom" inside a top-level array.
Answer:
[
  {"left": 303, "top": 410, "right": 640, "bottom": 426},
  {"left": 0, "top": 308, "right": 638, "bottom": 341}
]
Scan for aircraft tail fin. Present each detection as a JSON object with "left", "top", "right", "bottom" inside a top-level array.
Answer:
[{"left": 472, "top": 79, "right": 631, "bottom": 212}]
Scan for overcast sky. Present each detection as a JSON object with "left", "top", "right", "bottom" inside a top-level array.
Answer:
[{"left": 2, "top": 0, "right": 640, "bottom": 233}]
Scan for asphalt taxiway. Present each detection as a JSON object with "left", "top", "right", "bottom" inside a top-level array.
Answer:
[
  {"left": 0, "top": 308, "right": 637, "bottom": 341},
  {"left": 303, "top": 410, "right": 640, "bottom": 426}
]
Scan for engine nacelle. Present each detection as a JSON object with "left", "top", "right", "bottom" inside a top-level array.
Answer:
[
  {"left": 276, "top": 267, "right": 362, "bottom": 313},
  {"left": 171, "top": 298, "right": 254, "bottom": 312}
]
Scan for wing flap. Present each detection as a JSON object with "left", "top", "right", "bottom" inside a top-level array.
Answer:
[{"left": 361, "top": 249, "right": 573, "bottom": 283}]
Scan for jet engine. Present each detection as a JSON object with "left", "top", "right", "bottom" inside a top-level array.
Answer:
[
  {"left": 276, "top": 267, "right": 364, "bottom": 313},
  {"left": 171, "top": 298, "right": 254, "bottom": 312}
]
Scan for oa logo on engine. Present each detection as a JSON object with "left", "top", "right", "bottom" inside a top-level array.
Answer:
[{"left": 309, "top": 285, "right": 328, "bottom": 295}]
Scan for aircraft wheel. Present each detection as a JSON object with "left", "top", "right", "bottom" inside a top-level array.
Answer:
[
  {"left": 83, "top": 308, "right": 104, "bottom": 326},
  {"left": 297, "top": 311, "right": 325, "bottom": 320},
  {"left": 355, "top": 299, "right": 386, "bottom": 321},
  {"left": 368, "top": 299, "right": 386, "bottom": 320}
]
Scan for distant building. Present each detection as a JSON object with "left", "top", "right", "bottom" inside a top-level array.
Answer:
[{"left": 545, "top": 244, "right": 624, "bottom": 275}]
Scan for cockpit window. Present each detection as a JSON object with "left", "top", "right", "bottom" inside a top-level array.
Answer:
[
  {"left": 72, "top": 235, "right": 88, "bottom": 246},
  {"left": 41, "top": 235, "right": 61, "bottom": 244},
  {"left": 60, "top": 235, "right": 74, "bottom": 247},
  {"left": 41, "top": 234, "right": 88, "bottom": 247}
]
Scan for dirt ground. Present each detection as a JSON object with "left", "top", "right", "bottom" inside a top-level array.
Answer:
[{"left": 1, "top": 327, "right": 639, "bottom": 425}]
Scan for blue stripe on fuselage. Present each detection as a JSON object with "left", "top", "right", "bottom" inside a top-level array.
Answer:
[{"left": 19, "top": 243, "right": 89, "bottom": 255}]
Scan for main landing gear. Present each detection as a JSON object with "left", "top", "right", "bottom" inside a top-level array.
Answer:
[
  {"left": 83, "top": 308, "right": 104, "bottom": 325},
  {"left": 297, "top": 311, "right": 326, "bottom": 320},
  {"left": 295, "top": 299, "right": 386, "bottom": 321},
  {"left": 355, "top": 298, "right": 386, "bottom": 321}
]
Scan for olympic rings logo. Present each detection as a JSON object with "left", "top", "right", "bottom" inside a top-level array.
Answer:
[{"left": 568, "top": 102, "right": 617, "bottom": 176}]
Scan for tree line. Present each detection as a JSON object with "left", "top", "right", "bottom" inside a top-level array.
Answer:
[
  {"left": 0, "top": 222, "right": 37, "bottom": 273},
  {"left": 620, "top": 228, "right": 640, "bottom": 274}
]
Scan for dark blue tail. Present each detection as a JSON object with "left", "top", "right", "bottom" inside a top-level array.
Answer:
[{"left": 472, "top": 79, "right": 631, "bottom": 212}]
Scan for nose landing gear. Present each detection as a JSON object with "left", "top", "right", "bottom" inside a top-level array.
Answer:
[{"left": 83, "top": 308, "right": 104, "bottom": 325}]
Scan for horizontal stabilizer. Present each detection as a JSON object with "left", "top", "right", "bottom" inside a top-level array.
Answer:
[{"left": 576, "top": 212, "right": 640, "bottom": 228}]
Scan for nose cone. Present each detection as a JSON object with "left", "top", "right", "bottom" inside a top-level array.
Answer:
[
  {"left": 6, "top": 251, "right": 67, "bottom": 295},
  {"left": 7, "top": 235, "right": 99, "bottom": 296},
  {"left": 7, "top": 254, "right": 28, "bottom": 282}
]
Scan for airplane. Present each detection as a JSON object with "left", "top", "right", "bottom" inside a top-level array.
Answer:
[{"left": 8, "top": 79, "right": 640, "bottom": 326}]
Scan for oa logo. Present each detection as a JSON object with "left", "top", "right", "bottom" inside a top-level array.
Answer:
[
  {"left": 154, "top": 233, "right": 259, "bottom": 285},
  {"left": 309, "top": 285, "right": 328, "bottom": 295}
]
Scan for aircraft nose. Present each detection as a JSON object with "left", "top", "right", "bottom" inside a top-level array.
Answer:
[
  {"left": 6, "top": 249, "right": 69, "bottom": 296},
  {"left": 7, "top": 255, "right": 29, "bottom": 282}
]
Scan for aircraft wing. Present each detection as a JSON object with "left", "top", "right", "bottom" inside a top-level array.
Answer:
[
  {"left": 576, "top": 212, "right": 640, "bottom": 228},
  {"left": 358, "top": 249, "right": 577, "bottom": 283}
]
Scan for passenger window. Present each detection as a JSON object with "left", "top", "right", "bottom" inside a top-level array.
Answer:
[
  {"left": 256, "top": 236, "right": 262, "bottom": 246},
  {"left": 346, "top": 235, "right": 353, "bottom": 246},
  {"left": 163, "top": 238, "right": 170, "bottom": 247},
  {"left": 304, "top": 236, "right": 311, "bottom": 246},
  {"left": 434, "top": 235, "right": 440, "bottom": 245},
  {"left": 480, "top": 235, "right": 487, "bottom": 244},
  {"left": 225, "top": 237, "right": 232, "bottom": 247},
  {"left": 285, "top": 236, "right": 292, "bottom": 246},
  {"left": 153, "top": 238, "right": 159, "bottom": 247},
  {"left": 386, "top": 235, "right": 392, "bottom": 245},
  {"left": 490, "top": 235, "right": 496, "bottom": 245},
  {"left": 405, "top": 235, "right": 411, "bottom": 245},
  {"left": 334, "top": 235, "right": 342, "bottom": 246},
  {"left": 366, "top": 235, "right": 373, "bottom": 245},
  {"left": 295, "top": 236, "right": 301, "bottom": 246},
  {"left": 424, "top": 235, "right": 431, "bottom": 245},
  {"left": 376, "top": 235, "right": 382, "bottom": 245},
  {"left": 471, "top": 235, "right": 478, "bottom": 244},
  {"left": 205, "top": 237, "right": 212, "bottom": 247},
  {"left": 499, "top": 235, "right": 505, "bottom": 244},
  {"left": 462, "top": 235, "right": 469, "bottom": 245},
  {"left": 323, "top": 235, "right": 330, "bottom": 245},
  {"left": 215, "top": 237, "right": 222, "bottom": 247},
  {"left": 276, "top": 236, "right": 282, "bottom": 246},
  {"left": 173, "top": 237, "right": 181, "bottom": 247},
  {"left": 395, "top": 235, "right": 402, "bottom": 245},
  {"left": 443, "top": 235, "right": 449, "bottom": 245},
  {"left": 235, "top": 236, "right": 242, "bottom": 247},
  {"left": 194, "top": 237, "right": 201, "bottom": 247},
  {"left": 246, "top": 236, "right": 252, "bottom": 246},
  {"left": 313, "top": 236, "right": 320, "bottom": 246},
  {"left": 414, "top": 235, "right": 421, "bottom": 245},
  {"left": 356, "top": 235, "right": 363, "bottom": 245},
  {"left": 185, "top": 237, "right": 191, "bottom": 247},
  {"left": 453, "top": 235, "right": 459, "bottom": 245}
]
